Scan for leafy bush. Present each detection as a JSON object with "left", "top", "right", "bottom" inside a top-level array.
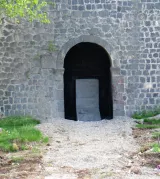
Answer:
[{"left": 0, "top": 0, "right": 50, "bottom": 23}]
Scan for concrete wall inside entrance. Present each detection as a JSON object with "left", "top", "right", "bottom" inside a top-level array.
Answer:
[{"left": 76, "top": 79, "right": 101, "bottom": 121}]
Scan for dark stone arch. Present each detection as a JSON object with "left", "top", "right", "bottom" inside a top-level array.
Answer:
[
  {"left": 56, "top": 35, "right": 113, "bottom": 69},
  {"left": 64, "top": 42, "right": 113, "bottom": 121}
]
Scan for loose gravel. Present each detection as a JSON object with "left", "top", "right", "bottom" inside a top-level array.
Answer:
[{"left": 37, "top": 117, "right": 160, "bottom": 179}]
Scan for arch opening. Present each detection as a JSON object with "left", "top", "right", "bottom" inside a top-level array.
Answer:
[{"left": 64, "top": 42, "right": 113, "bottom": 121}]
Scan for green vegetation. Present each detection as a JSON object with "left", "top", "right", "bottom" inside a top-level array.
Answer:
[
  {"left": 11, "top": 156, "right": 24, "bottom": 163},
  {"left": 0, "top": 116, "right": 40, "bottom": 128},
  {"left": 0, "top": 116, "right": 48, "bottom": 152},
  {"left": 143, "top": 118, "right": 160, "bottom": 125},
  {"left": 151, "top": 143, "right": 160, "bottom": 153},
  {"left": 152, "top": 132, "right": 160, "bottom": 139},
  {"left": 135, "top": 119, "right": 160, "bottom": 129},
  {"left": 48, "top": 41, "right": 57, "bottom": 52},
  {"left": 0, "top": 0, "right": 50, "bottom": 23},
  {"left": 136, "top": 124, "right": 160, "bottom": 129},
  {"left": 133, "top": 109, "right": 160, "bottom": 154},
  {"left": 132, "top": 107, "right": 160, "bottom": 119}
]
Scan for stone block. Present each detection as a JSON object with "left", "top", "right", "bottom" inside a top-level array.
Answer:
[
  {"left": 55, "top": 81, "right": 63, "bottom": 90},
  {"left": 4, "top": 105, "right": 11, "bottom": 110},
  {"left": 113, "top": 110, "right": 125, "bottom": 116},
  {"left": 57, "top": 112, "right": 64, "bottom": 118},
  {"left": 33, "top": 34, "right": 41, "bottom": 41},
  {"left": 30, "top": 67, "right": 41, "bottom": 74},
  {"left": 0, "top": 90, "right": 4, "bottom": 96},
  {"left": 0, "top": 100, "right": 3, "bottom": 106},
  {"left": 41, "top": 55, "right": 56, "bottom": 69},
  {"left": 57, "top": 101, "right": 64, "bottom": 112},
  {"left": 5, "top": 91, "right": 11, "bottom": 97},
  {"left": 54, "top": 90, "right": 64, "bottom": 100},
  {"left": 111, "top": 67, "right": 120, "bottom": 75}
]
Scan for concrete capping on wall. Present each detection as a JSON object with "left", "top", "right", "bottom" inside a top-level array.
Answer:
[{"left": 56, "top": 35, "right": 114, "bottom": 70}]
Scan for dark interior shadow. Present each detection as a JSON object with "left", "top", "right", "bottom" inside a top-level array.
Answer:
[{"left": 64, "top": 42, "right": 113, "bottom": 121}]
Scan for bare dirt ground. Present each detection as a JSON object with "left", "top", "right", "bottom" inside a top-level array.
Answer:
[
  {"left": 0, "top": 150, "right": 43, "bottom": 179},
  {"left": 0, "top": 117, "right": 160, "bottom": 179}
]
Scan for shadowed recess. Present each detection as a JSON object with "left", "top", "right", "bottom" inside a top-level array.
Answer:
[{"left": 64, "top": 42, "right": 113, "bottom": 121}]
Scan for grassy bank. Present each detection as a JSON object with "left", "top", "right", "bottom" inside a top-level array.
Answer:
[
  {"left": 0, "top": 116, "right": 48, "bottom": 152},
  {"left": 132, "top": 109, "right": 160, "bottom": 165}
]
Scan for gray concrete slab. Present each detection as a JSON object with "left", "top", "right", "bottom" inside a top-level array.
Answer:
[{"left": 76, "top": 79, "right": 101, "bottom": 121}]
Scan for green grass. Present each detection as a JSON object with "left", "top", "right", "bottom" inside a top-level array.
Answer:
[
  {"left": 133, "top": 109, "right": 160, "bottom": 154},
  {"left": 11, "top": 156, "right": 24, "bottom": 163},
  {"left": 135, "top": 119, "right": 160, "bottom": 129},
  {"left": 132, "top": 107, "right": 160, "bottom": 119},
  {"left": 0, "top": 116, "right": 40, "bottom": 128},
  {"left": 143, "top": 119, "right": 160, "bottom": 124},
  {"left": 136, "top": 124, "right": 160, "bottom": 129},
  {"left": 151, "top": 143, "right": 160, "bottom": 153},
  {"left": 152, "top": 132, "right": 160, "bottom": 139},
  {"left": 0, "top": 116, "right": 48, "bottom": 152}
]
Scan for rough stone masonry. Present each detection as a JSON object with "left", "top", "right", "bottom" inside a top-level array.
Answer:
[{"left": 0, "top": 0, "right": 160, "bottom": 122}]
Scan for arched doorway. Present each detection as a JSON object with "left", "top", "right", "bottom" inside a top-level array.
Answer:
[{"left": 64, "top": 42, "right": 113, "bottom": 121}]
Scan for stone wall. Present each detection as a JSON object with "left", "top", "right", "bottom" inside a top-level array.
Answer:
[{"left": 0, "top": 0, "right": 160, "bottom": 121}]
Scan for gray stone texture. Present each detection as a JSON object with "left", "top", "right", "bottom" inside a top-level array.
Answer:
[
  {"left": 0, "top": 0, "right": 160, "bottom": 121},
  {"left": 76, "top": 79, "right": 101, "bottom": 121}
]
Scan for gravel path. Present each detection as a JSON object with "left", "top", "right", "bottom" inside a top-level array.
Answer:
[{"left": 37, "top": 117, "right": 159, "bottom": 179}]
